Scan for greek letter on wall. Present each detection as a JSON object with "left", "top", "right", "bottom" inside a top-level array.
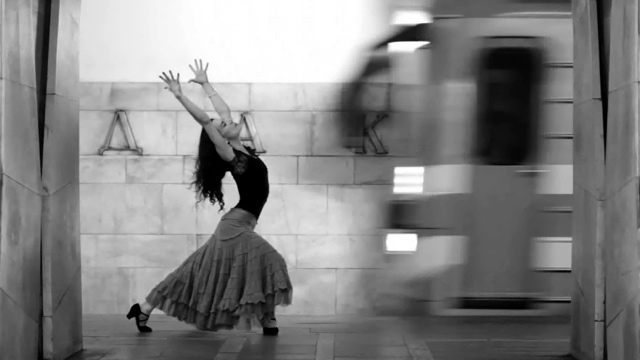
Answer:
[
  {"left": 354, "top": 113, "right": 389, "bottom": 155},
  {"left": 98, "top": 110, "right": 143, "bottom": 155}
]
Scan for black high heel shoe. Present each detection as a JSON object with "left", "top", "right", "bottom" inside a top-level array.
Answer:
[
  {"left": 126, "top": 303, "right": 152, "bottom": 333},
  {"left": 263, "top": 327, "right": 279, "bottom": 336},
  {"left": 262, "top": 316, "right": 279, "bottom": 336}
]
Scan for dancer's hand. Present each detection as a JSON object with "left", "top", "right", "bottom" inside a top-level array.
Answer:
[
  {"left": 188, "top": 59, "right": 209, "bottom": 85},
  {"left": 159, "top": 71, "right": 182, "bottom": 96}
]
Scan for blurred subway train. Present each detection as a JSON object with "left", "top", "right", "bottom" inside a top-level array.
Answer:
[{"left": 344, "top": 0, "right": 573, "bottom": 315}]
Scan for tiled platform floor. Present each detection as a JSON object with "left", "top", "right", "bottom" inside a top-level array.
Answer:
[{"left": 67, "top": 314, "right": 573, "bottom": 360}]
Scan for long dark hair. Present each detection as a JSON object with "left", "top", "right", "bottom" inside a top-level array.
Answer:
[{"left": 191, "top": 129, "right": 230, "bottom": 211}]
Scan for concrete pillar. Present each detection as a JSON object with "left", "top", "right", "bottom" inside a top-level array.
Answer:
[
  {"left": 601, "top": 0, "right": 640, "bottom": 357},
  {"left": 573, "top": 0, "right": 640, "bottom": 359},
  {"left": 0, "top": 0, "right": 82, "bottom": 359},
  {"left": 572, "top": 2, "right": 606, "bottom": 360},
  {"left": 41, "top": 0, "right": 83, "bottom": 359},
  {"left": 0, "top": 0, "right": 47, "bottom": 357}
]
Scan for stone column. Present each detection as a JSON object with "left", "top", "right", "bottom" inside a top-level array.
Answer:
[
  {"left": 0, "top": 0, "right": 46, "bottom": 358},
  {"left": 41, "top": 0, "right": 83, "bottom": 359},
  {"left": 601, "top": 0, "right": 640, "bottom": 358},
  {"left": 573, "top": 0, "right": 640, "bottom": 359},
  {"left": 572, "top": 2, "right": 606, "bottom": 360},
  {"left": 0, "top": 0, "right": 82, "bottom": 359}
]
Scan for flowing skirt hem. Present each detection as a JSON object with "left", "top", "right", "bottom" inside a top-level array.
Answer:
[{"left": 146, "top": 287, "right": 293, "bottom": 332}]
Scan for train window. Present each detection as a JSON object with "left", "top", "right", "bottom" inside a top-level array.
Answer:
[{"left": 473, "top": 45, "right": 543, "bottom": 165}]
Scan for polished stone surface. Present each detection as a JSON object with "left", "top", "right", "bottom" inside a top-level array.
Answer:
[
  {"left": 573, "top": 100, "right": 605, "bottom": 199},
  {"left": 606, "top": 0, "right": 639, "bottom": 92},
  {"left": 298, "top": 157, "right": 355, "bottom": 185},
  {"left": 572, "top": 3, "right": 609, "bottom": 360},
  {"left": 604, "top": 85, "right": 639, "bottom": 197},
  {"left": 327, "top": 185, "right": 388, "bottom": 235},
  {"left": 1, "top": 0, "right": 79, "bottom": 357},
  {"left": 0, "top": 175, "right": 42, "bottom": 318},
  {"left": 251, "top": 112, "right": 315, "bottom": 155},
  {"left": 81, "top": 234, "right": 198, "bottom": 268},
  {"left": 80, "top": 183, "right": 163, "bottom": 234},
  {"left": 260, "top": 156, "right": 299, "bottom": 184},
  {"left": 604, "top": 180, "right": 640, "bottom": 320},
  {"left": 250, "top": 83, "right": 345, "bottom": 111},
  {"left": 570, "top": 187, "right": 602, "bottom": 360},
  {"left": 278, "top": 269, "right": 337, "bottom": 316},
  {"left": 2, "top": 79, "right": 41, "bottom": 193},
  {"left": 256, "top": 184, "right": 329, "bottom": 235},
  {"left": 161, "top": 184, "right": 198, "bottom": 234},
  {"left": 126, "top": 111, "right": 178, "bottom": 156},
  {"left": 0, "top": 289, "right": 39, "bottom": 360},
  {"left": 572, "top": 0, "right": 602, "bottom": 105},
  {"left": 296, "top": 235, "right": 385, "bottom": 269},
  {"left": 126, "top": 157, "right": 183, "bottom": 184},
  {"left": 80, "top": 156, "right": 126, "bottom": 183},
  {"left": 310, "top": 112, "right": 364, "bottom": 157},
  {"left": 65, "top": 315, "right": 572, "bottom": 360},
  {"left": 47, "top": 0, "right": 81, "bottom": 101},
  {"left": 2, "top": 0, "right": 37, "bottom": 87},
  {"left": 42, "top": 95, "right": 80, "bottom": 194},
  {"left": 50, "top": 268, "right": 83, "bottom": 359},
  {"left": 42, "top": 182, "right": 81, "bottom": 315}
]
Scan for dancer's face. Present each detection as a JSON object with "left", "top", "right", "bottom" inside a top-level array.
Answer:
[{"left": 211, "top": 118, "right": 241, "bottom": 140}]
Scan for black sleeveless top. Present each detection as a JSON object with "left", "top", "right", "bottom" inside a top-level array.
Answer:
[{"left": 228, "top": 148, "right": 269, "bottom": 219}]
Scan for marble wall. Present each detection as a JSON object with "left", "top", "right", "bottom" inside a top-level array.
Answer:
[
  {"left": 79, "top": 81, "right": 422, "bottom": 316},
  {"left": 41, "top": 1, "right": 83, "bottom": 359},
  {"left": 572, "top": 0, "right": 640, "bottom": 360}
]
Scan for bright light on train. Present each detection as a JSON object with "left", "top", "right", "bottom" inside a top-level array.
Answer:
[
  {"left": 392, "top": 10, "right": 432, "bottom": 25},
  {"left": 388, "top": 10, "right": 431, "bottom": 53},
  {"left": 388, "top": 41, "right": 430, "bottom": 53},
  {"left": 385, "top": 233, "right": 418, "bottom": 253},
  {"left": 393, "top": 167, "right": 424, "bottom": 193}
]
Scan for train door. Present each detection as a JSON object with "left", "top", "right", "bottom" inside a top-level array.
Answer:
[{"left": 458, "top": 37, "right": 545, "bottom": 309}]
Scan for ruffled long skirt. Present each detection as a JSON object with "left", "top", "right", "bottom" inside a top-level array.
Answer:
[{"left": 145, "top": 208, "right": 293, "bottom": 331}]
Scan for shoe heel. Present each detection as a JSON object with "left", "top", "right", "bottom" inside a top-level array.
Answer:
[
  {"left": 126, "top": 304, "right": 138, "bottom": 320},
  {"left": 263, "top": 327, "right": 279, "bottom": 336},
  {"left": 126, "top": 303, "right": 153, "bottom": 333}
]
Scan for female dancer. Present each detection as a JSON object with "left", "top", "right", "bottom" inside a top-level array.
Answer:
[{"left": 126, "top": 59, "right": 293, "bottom": 336}]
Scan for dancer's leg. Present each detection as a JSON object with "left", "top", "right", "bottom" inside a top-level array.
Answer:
[
  {"left": 261, "top": 311, "right": 277, "bottom": 328},
  {"left": 262, "top": 310, "right": 279, "bottom": 336},
  {"left": 139, "top": 301, "right": 155, "bottom": 326}
]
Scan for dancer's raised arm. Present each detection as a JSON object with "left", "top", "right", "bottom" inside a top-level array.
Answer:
[
  {"left": 159, "top": 70, "right": 234, "bottom": 161},
  {"left": 188, "top": 59, "right": 233, "bottom": 123}
]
